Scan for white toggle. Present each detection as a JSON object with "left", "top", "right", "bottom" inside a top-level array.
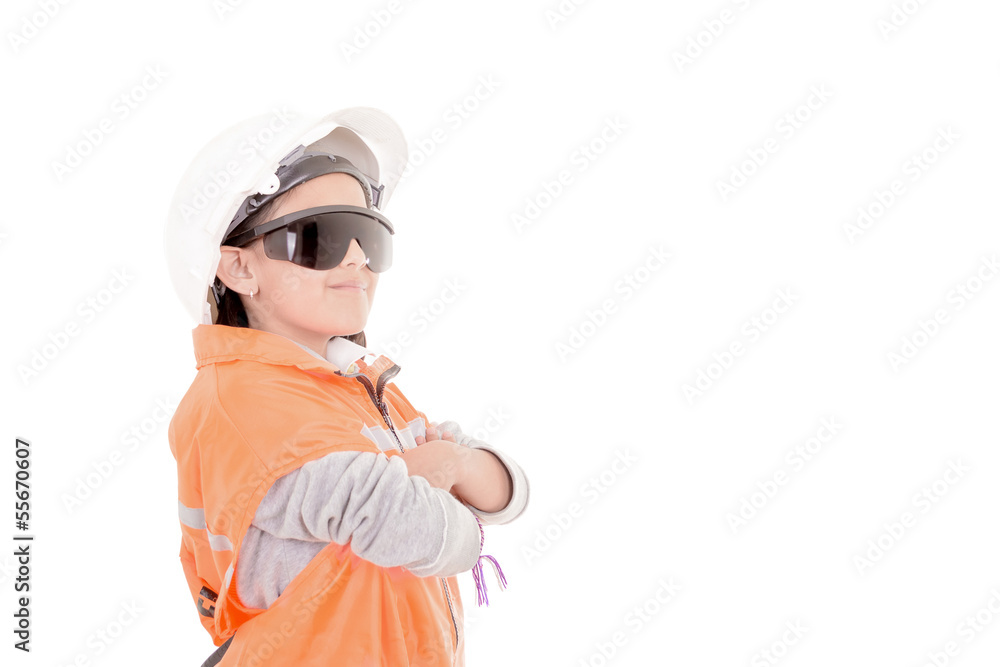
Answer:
[{"left": 254, "top": 173, "right": 281, "bottom": 196}]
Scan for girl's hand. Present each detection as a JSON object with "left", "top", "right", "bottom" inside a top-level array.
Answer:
[
  {"left": 409, "top": 422, "right": 466, "bottom": 498},
  {"left": 415, "top": 421, "right": 458, "bottom": 446},
  {"left": 398, "top": 440, "right": 465, "bottom": 491}
]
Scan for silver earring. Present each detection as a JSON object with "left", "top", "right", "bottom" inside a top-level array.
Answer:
[{"left": 249, "top": 289, "right": 254, "bottom": 300}]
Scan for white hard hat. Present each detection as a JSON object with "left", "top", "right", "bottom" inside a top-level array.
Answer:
[{"left": 163, "top": 106, "right": 409, "bottom": 326}]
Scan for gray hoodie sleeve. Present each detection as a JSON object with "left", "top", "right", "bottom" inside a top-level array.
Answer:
[
  {"left": 248, "top": 450, "right": 482, "bottom": 577},
  {"left": 433, "top": 420, "right": 530, "bottom": 526}
]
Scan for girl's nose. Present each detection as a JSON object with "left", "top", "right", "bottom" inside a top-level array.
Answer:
[{"left": 341, "top": 238, "right": 369, "bottom": 268}]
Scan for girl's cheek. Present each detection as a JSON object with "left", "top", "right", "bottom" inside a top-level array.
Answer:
[{"left": 280, "top": 268, "right": 304, "bottom": 294}]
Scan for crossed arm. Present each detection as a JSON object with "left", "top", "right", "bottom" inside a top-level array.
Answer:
[{"left": 402, "top": 421, "right": 513, "bottom": 514}]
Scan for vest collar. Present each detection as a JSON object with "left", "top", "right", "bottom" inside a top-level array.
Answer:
[{"left": 192, "top": 324, "right": 373, "bottom": 376}]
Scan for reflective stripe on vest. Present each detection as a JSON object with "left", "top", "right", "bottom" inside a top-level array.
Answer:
[{"left": 178, "top": 501, "right": 234, "bottom": 552}]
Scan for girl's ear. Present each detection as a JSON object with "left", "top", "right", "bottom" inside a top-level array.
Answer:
[{"left": 216, "top": 245, "right": 256, "bottom": 292}]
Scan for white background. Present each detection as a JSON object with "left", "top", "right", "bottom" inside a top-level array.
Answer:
[{"left": 3, "top": 0, "right": 1000, "bottom": 665}]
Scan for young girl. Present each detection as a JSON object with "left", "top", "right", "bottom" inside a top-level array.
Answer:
[{"left": 163, "top": 106, "right": 529, "bottom": 666}]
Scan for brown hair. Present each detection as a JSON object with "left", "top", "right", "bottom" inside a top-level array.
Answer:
[{"left": 212, "top": 194, "right": 367, "bottom": 347}]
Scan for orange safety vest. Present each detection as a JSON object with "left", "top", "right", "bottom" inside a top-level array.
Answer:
[{"left": 167, "top": 324, "right": 466, "bottom": 666}]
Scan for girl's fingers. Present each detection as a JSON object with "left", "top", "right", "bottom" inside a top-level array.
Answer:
[{"left": 421, "top": 424, "right": 454, "bottom": 443}]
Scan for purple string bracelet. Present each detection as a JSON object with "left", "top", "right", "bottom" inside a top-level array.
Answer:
[{"left": 471, "top": 515, "right": 507, "bottom": 607}]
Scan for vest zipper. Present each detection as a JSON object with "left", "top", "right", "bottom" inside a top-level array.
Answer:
[
  {"left": 349, "top": 361, "right": 461, "bottom": 652},
  {"left": 351, "top": 367, "right": 406, "bottom": 454},
  {"left": 441, "top": 577, "right": 459, "bottom": 651}
]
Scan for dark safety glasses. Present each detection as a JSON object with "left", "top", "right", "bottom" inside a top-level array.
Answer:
[{"left": 223, "top": 205, "right": 394, "bottom": 272}]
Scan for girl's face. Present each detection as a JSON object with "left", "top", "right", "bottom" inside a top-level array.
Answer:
[{"left": 217, "top": 172, "right": 380, "bottom": 356}]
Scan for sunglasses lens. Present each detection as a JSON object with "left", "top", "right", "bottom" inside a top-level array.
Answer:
[{"left": 261, "top": 211, "right": 392, "bottom": 272}]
